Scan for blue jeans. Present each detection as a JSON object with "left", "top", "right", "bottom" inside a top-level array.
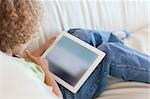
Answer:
[{"left": 58, "top": 28, "right": 150, "bottom": 99}]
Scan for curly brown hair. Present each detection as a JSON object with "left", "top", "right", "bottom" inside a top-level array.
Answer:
[{"left": 0, "top": 0, "right": 42, "bottom": 52}]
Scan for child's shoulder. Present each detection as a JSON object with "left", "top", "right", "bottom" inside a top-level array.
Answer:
[{"left": 11, "top": 56, "right": 45, "bottom": 82}]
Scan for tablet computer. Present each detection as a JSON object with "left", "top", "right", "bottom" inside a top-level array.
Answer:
[{"left": 42, "top": 32, "right": 106, "bottom": 93}]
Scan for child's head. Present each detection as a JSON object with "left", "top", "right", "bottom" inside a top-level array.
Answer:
[{"left": 0, "top": 0, "right": 42, "bottom": 54}]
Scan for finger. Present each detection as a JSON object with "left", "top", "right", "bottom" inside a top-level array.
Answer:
[
  {"left": 25, "top": 50, "right": 36, "bottom": 61},
  {"left": 47, "top": 36, "right": 57, "bottom": 44},
  {"left": 52, "top": 35, "right": 58, "bottom": 40}
]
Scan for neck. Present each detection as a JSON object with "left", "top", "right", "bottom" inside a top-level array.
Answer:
[{"left": 6, "top": 50, "right": 13, "bottom": 56}]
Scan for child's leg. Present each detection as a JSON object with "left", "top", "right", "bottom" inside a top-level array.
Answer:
[
  {"left": 92, "top": 42, "right": 150, "bottom": 97},
  {"left": 101, "top": 42, "right": 150, "bottom": 83},
  {"left": 59, "top": 29, "right": 150, "bottom": 98},
  {"left": 69, "top": 28, "right": 150, "bottom": 83},
  {"left": 68, "top": 28, "right": 123, "bottom": 47}
]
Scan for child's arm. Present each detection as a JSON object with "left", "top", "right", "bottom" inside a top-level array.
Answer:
[
  {"left": 44, "top": 70, "right": 62, "bottom": 97},
  {"left": 25, "top": 51, "right": 62, "bottom": 97},
  {"left": 31, "top": 36, "right": 57, "bottom": 57}
]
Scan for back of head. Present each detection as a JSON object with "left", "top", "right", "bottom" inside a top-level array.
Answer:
[{"left": 0, "top": 0, "right": 42, "bottom": 52}]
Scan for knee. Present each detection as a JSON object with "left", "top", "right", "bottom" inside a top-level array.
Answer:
[{"left": 97, "top": 43, "right": 111, "bottom": 55}]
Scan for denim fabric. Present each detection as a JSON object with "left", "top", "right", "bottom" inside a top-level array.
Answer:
[{"left": 58, "top": 28, "right": 150, "bottom": 99}]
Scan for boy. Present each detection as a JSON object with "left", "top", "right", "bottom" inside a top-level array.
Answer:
[{"left": 0, "top": 0, "right": 150, "bottom": 99}]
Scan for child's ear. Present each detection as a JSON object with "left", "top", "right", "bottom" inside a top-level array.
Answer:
[
  {"left": 6, "top": 49, "right": 13, "bottom": 56},
  {"left": 12, "top": 48, "right": 20, "bottom": 56},
  {"left": 12, "top": 45, "right": 23, "bottom": 56}
]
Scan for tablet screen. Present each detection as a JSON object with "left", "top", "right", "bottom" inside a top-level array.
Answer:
[{"left": 46, "top": 36, "right": 98, "bottom": 86}]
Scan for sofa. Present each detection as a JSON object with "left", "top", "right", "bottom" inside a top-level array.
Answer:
[{"left": 0, "top": 0, "right": 149, "bottom": 99}]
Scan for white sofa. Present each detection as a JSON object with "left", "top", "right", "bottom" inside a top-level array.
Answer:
[
  {"left": 27, "top": 0, "right": 149, "bottom": 53},
  {"left": 0, "top": 0, "right": 149, "bottom": 99}
]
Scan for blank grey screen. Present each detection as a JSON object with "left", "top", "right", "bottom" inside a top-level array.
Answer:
[{"left": 46, "top": 36, "right": 98, "bottom": 86}]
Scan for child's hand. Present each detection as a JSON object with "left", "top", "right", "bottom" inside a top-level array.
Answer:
[
  {"left": 25, "top": 50, "right": 49, "bottom": 73},
  {"left": 28, "top": 35, "right": 58, "bottom": 57},
  {"left": 46, "top": 35, "right": 57, "bottom": 46}
]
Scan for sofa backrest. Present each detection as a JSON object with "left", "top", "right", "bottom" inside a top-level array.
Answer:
[
  {"left": 39, "top": 0, "right": 148, "bottom": 34},
  {"left": 26, "top": 0, "right": 149, "bottom": 53}
]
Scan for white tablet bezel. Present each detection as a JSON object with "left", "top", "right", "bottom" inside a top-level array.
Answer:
[{"left": 42, "top": 31, "right": 106, "bottom": 93}]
